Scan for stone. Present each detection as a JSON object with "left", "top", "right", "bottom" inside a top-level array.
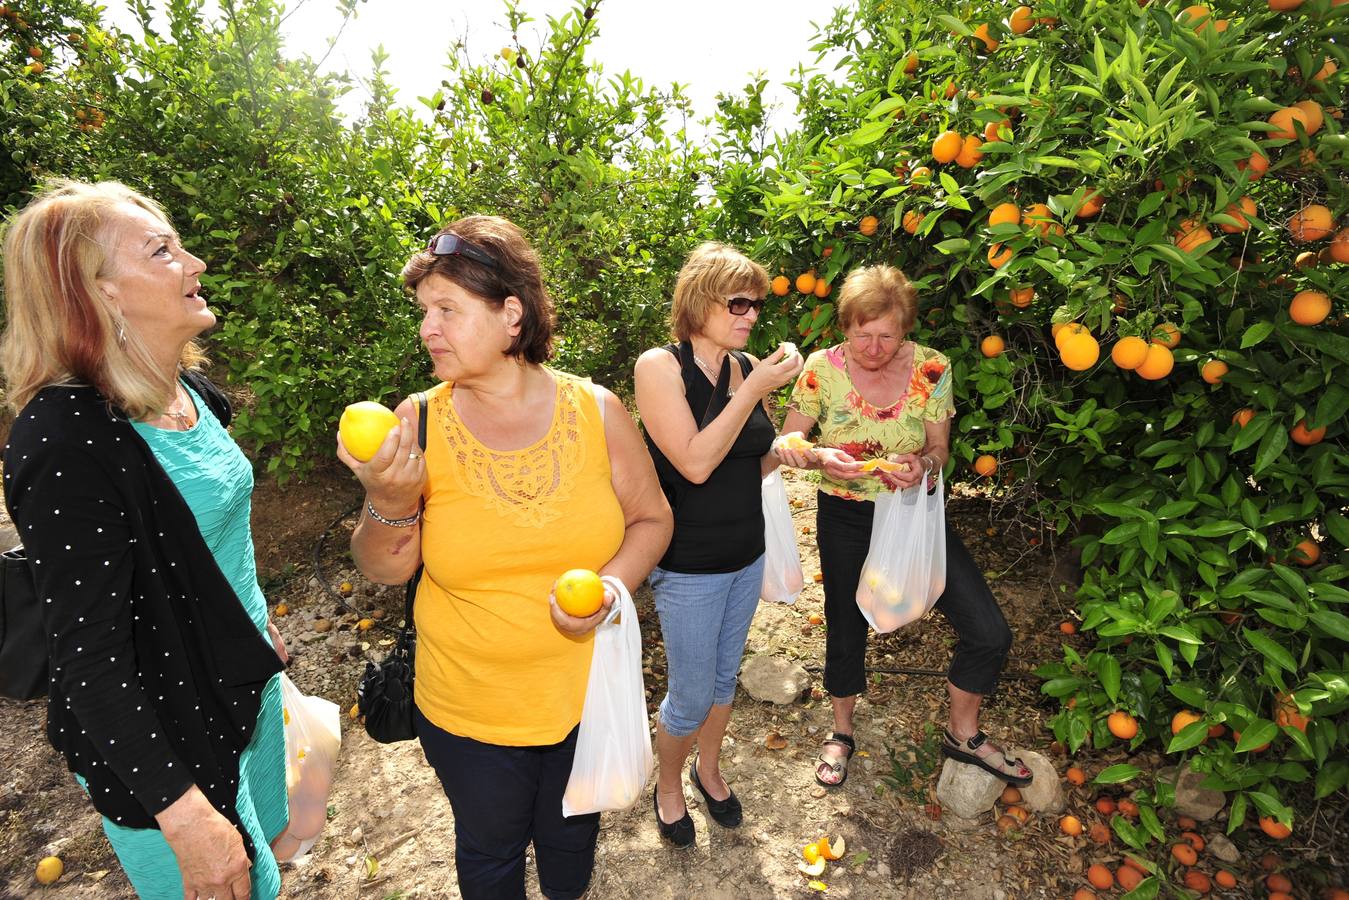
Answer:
[
  {"left": 1017, "top": 750, "right": 1066, "bottom": 814},
  {"left": 942, "top": 811, "right": 984, "bottom": 832},
  {"left": 1160, "top": 765, "right": 1226, "bottom": 822},
  {"left": 739, "top": 655, "right": 809, "bottom": 704},
  {"left": 1206, "top": 832, "right": 1240, "bottom": 863},
  {"left": 935, "top": 758, "right": 1003, "bottom": 819}
]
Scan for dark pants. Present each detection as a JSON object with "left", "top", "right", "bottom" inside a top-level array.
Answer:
[
  {"left": 816, "top": 490, "right": 1012, "bottom": 698},
  {"left": 414, "top": 706, "right": 600, "bottom": 900}
]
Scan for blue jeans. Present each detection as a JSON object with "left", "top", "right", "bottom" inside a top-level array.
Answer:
[{"left": 650, "top": 554, "right": 765, "bottom": 737}]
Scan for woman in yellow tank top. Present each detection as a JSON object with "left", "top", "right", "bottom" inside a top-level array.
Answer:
[{"left": 339, "top": 216, "right": 672, "bottom": 900}]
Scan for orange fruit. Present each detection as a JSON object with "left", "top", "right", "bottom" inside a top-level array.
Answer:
[
  {"left": 796, "top": 271, "right": 817, "bottom": 295},
  {"left": 1237, "top": 149, "right": 1270, "bottom": 180},
  {"left": 1088, "top": 821, "right": 1112, "bottom": 844},
  {"left": 1330, "top": 229, "right": 1349, "bottom": 263},
  {"left": 814, "top": 278, "right": 832, "bottom": 298},
  {"left": 1296, "top": 250, "right": 1320, "bottom": 269},
  {"left": 1024, "top": 202, "right": 1062, "bottom": 237},
  {"left": 933, "top": 130, "right": 963, "bottom": 163},
  {"left": 1293, "top": 100, "right": 1324, "bottom": 135},
  {"left": 1275, "top": 691, "right": 1312, "bottom": 730},
  {"left": 1151, "top": 322, "right": 1182, "bottom": 348},
  {"left": 1009, "top": 5, "right": 1034, "bottom": 34},
  {"left": 903, "top": 52, "right": 919, "bottom": 74},
  {"left": 1117, "top": 865, "right": 1144, "bottom": 891},
  {"left": 1268, "top": 873, "right": 1295, "bottom": 893},
  {"left": 1260, "top": 816, "right": 1293, "bottom": 840},
  {"left": 771, "top": 275, "right": 790, "bottom": 296},
  {"left": 1087, "top": 864, "right": 1114, "bottom": 890},
  {"left": 1136, "top": 344, "right": 1174, "bottom": 380},
  {"left": 972, "top": 23, "right": 999, "bottom": 53},
  {"left": 1009, "top": 286, "right": 1034, "bottom": 308},
  {"left": 1107, "top": 711, "right": 1139, "bottom": 740},
  {"left": 802, "top": 841, "right": 823, "bottom": 864},
  {"left": 274, "top": 602, "right": 290, "bottom": 617},
  {"left": 1214, "top": 870, "right": 1237, "bottom": 889},
  {"left": 1171, "top": 709, "right": 1203, "bottom": 735},
  {"left": 1005, "top": 805, "right": 1030, "bottom": 824},
  {"left": 554, "top": 568, "right": 605, "bottom": 617},
  {"left": 1232, "top": 408, "right": 1255, "bottom": 427},
  {"left": 807, "top": 612, "right": 823, "bottom": 625},
  {"left": 984, "top": 118, "right": 1011, "bottom": 142},
  {"left": 1268, "top": 105, "right": 1311, "bottom": 140},
  {"left": 1117, "top": 798, "right": 1139, "bottom": 819},
  {"left": 1181, "top": 831, "right": 1206, "bottom": 851},
  {"left": 1200, "top": 360, "right": 1228, "bottom": 384},
  {"left": 859, "top": 215, "right": 879, "bottom": 236},
  {"left": 980, "top": 335, "right": 1006, "bottom": 358},
  {"left": 1059, "top": 621, "right": 1077, "bottom": 635},
  {"left": 357, "top": 617, "right": 374, "bottom": 631},
  {"left": 1172, "top": 843, "right": 1199, "bottom": 865},
  {"left": 1111, "top": 336, "right": 1149, "bottom": 370},
  {"left": 988, "top": 203, "right": 1021, "bottom": 228},
  {"left": 1072, "top": 890, "right": 1097, "bottom": 900},
  {"left": 955, "top": 134, "right": 984, "bottom": 168},
  {"left": 973, "top": 454, "right": 997, "bottom": 477},
  {"left": 1219, "top": 196, "right": 1257, "bottom": 233},
  {"left": 1291, "top": 540, "right": 1320, "bottom": 568},
  {"left": 1289, "top": 205, "right": 1334, "bottom": 243},
  {"left": 1076, "top": 189, "right": 1103, "bottom": 218},
  {"left": 1183, "top": 870, "right": 1212, "bottom": 894},
  {"left": 1053, "top": 322, "right": 1087, "bottom": 351},
  {"left": 1060, "top": 332, "right": 1100, "bottom": 371},
  {"left": 910, "top": 165, "right": 932, "bottom": 185},
  {"left": 1177, "top": 815, "right": 1198, "bottom": 830},
  {"left": 1066, "top": 766, "right": 1087, "bottom": 785},
  {"left": 903, "top": 210, "right": 925, "bottom": 234},
  {"left": 1290, "top": 419, "right": 1327, "bottom": 445},
  {"left": 1174, "top": 219, "right": 1213, "bottom": 253},
  {"left": 35, "top": 856, "right": 63, "bottom": 885},
  {"left": 1060, "top": 814, "right": 1084, "bottom": 835},
  {"left": 1000, "top": 785, "right": 1022, "bottom": 804},
  {"left": 1289, "top": 290, "right": 1331, "bottom": 325},
  {"left": 987, "top": 243, "right": 1013, "bottom": 268},
  {"left": 1178, "top": 4, "right": 1214, "bottom": 30}
]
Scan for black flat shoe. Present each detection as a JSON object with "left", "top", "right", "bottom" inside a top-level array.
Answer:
[
  {"left": 653, "top": 784, "right": 695, "bottom": 847},
  {"left": 690, "top": 752, "right": 742, "bottom": 828}
]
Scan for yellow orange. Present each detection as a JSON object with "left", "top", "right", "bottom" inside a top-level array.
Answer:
[
  {"left": 933, "top": 130, "right": 963, "bottom": 164},
  {"left": 1136, "top": 344, "right": 1174, "bottom": 380},
  {"left": 1219, "top": 196, "right": 1256, "bottom": 233},
  {"left": 1289, "top": 205, "right": 1333, "bottom": 242},
  {"left": 554, "top": 568, "right": 605, "bottom": 617},
  {"left": 1178, "top": 4, "right": 1213, "bottom": 29},
  {"left": 1290, "top": 419, "right": 1326, "bottom": 445},
  {"left": 1076, "top": 189, "right": 1103, "bottom": 218},
  {"left": 1060, "top": 815, "right": 1083, "bottom": 836},
  {"left": 980, "top": 335, "right": 1006, "bottom": 358},
  {"left": 988, "top": 203, "right": 1021, "bottom": 228},
  {"left": 339, "top": 401, "right": 400, "bottom": 462},
  {"left": 1268, "top": 105, "right": 1311, "bottom": 140},
  {"left": 1060, "top": 332, "right": 1100, "bottom": 371},
  {"left": 1174, "top": 219, "right": 1212, "bottom": 253},
  {"left": 909, "top": 165, "right": 932, "bottom": 185},
  {"left": 1111, "top": 336, "right": 1149, "bottom": 370},
  {"left": 972, "top": 23, "right": 999, "bottom": 53},
  {"left": 859, "top": 215, "right": 879, "bottom": 236},
  {"left": 1237, "top": 149, "right": 1270, "bottom": 180},
  {"left": 1259, "top": 816, "right": 1293, "bottom": 840},
  {"left": 1331, "top": 228, "right": 1349, "bottom": 263},
  {"left": 771, "top": 275, "right": 790, "bottom": 296},
  {"left": 1107, "top": 711, "right": 1139, "bottom": 740},
  {"left": 1009, "top": 5, "right": 1034, "bottom": 34},
  {"left": 1171, "top": 709, "right": 1203, "bottom": 735},
  {"left": 35, "top": 856, "right": 63, "bottom": 885},
  {"left": 1152, "top": 322, "right": 1182, "bottom": 348},
  {"left": 796, "top": 271, "right": 818, "bottom": 295},
  {"left": 814, "top": 278, "right": 832, "bottom": 298},
  {"left": 903, "top": 210, "right": 925, "bottom": 234},
  {"left": 1232, "top": 408, "right": 1255, "bottom": 427},
  {"left": 955, "top": 135, "right": 984, "bottom": 168},
  {"left": 1312, "top": 58, "right": 1338, "bottom": 81},
  {"left": 1054, "top": 322, "right": 1087, "bottom": 351},
  {"left": 987, "top": 243, "right": 1013, "bottom": 268},
  {"left": 984, "top": 118, "right": 1012, "bottom": 142},
  {"left": 1010, "top": 286, "right": 1034, "bottom": 308},
  {"left": 1289, "top": 290, "right": 1330, "bottom": 325},
  {"left": 1293, "top": 100, "right": 1324, "bottom": 135},
  {"left": 973, "top": 454, "right": 998, "bottom": 477},
  {"left": 1024, "top": 203, "right": 1063, "bottom": 236},
  {"left": 1201, "top": 360, "right": 1228, "bottom": 384},
  {"left": 1087, "top": 864, "right": 1114, "bottom": 890}
]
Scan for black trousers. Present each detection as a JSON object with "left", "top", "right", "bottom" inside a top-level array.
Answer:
[
  {"left": 816, "top": 490, "right": 1012, "bottom": 698},
  {"left": 414, "top": 706, "right": 600, "bottom": 900}
]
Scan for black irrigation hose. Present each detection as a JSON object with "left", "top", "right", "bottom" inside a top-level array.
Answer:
[{"left": 311, "top": 499, "right": 403, "bottom": 635}]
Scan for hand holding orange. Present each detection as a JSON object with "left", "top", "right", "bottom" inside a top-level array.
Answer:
[
  {"left": 339, "top": 401, "right": 400, "bottom": 462},
  {"left": 554, "top": 569, "right": 606, "bottom": 618}
]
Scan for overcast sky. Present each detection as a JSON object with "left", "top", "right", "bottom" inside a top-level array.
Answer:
[{"left": 254, "top": 0, "right": 840, "bottom": 138}]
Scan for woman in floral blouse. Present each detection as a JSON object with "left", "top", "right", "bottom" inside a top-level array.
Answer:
[{"left": 776, "top": 265, "right": 1031, "bottom": 790}]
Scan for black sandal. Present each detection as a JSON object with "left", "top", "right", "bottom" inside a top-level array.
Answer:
[
  {"left": 941, "top": 729, "right": 1034, "bottom": 787},
  {"left": 815, "top": 732, "right": 856, "bottom": 788},
  {"left": 690, "top": 752, "right": 742, "bottom": 828},
  {"left": 653, "top": 784, "right": 695, "bottom": 848}
]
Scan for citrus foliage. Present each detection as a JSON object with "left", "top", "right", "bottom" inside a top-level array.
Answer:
[
  {"left": 1, "top": 0, "right": 705, "bottom": 475},
  {"left": 710, "top": 0, "right": 1347, "bottom": 842}
]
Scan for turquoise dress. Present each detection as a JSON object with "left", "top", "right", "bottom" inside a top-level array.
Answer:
[{"left": 85, "top": 379, "right": 288, "bottom": 899}]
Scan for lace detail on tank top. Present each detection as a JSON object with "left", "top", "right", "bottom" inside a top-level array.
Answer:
[{"left": 437, "top": 375, "right": 587, "bottom": 527}]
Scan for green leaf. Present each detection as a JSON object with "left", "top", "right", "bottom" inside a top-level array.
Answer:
[
  {"left": 1243, "top": 628, "right": 1298, "bottom": 673},
  {"left": 1253, "top": 425, "right": 1289, "bottom": 475},
  {"left": 1138, "top": 804, "right": 1165, "bottom": 843},
  {"left": 1100, "top": 655, "right": 1122, "bottom": 702},
  {"left": 1240, "top": 321, "right": 1274, "bottom": 348},
  {"left": 1094, "top": 764, "right": 1141, "bottom": 785},
  {"left": 1310, "top": 610, "right": 1349, "bottom": 642},
  {"left": 1235, "top": 720, "right": 1278, "bottom": 752},
  {"left": 1167, "top": 720, "right": 1211, "bottom": 752},
  {"left": 1121, "top": 876, "right": 1160, "bottom": 900}
]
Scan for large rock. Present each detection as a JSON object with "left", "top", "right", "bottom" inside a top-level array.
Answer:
[
  {"left": 935, "top": 758, "right": 1003, "bottom": 819},
  {"left": 1016, "top": 750, "right": 1065, "bottom": 814},
  {"left": 738, "top": 655, "right": 809, "bottom": 704},
  {"left": 1159, "top": 765, "right": 1226, "bottom": 822}
]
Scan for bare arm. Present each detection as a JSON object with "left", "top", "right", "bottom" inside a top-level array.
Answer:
[
  {"left": 342, "top": 395, "right": 427, "bottom": 585},
  {"left": 634, "top": 346, "right": 801, "bottom": 485}
]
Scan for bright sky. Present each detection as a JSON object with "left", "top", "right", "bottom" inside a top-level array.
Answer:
[{"left": 264, "top": 0, "right": 841, "bottom": 138}]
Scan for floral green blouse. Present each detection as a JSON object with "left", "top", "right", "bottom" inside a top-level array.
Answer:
[{"left": 788, "top": 342, "right": 954, "bottom": 500}]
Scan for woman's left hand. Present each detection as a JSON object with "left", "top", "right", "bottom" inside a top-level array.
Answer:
[
  {"left": 548, "top": 582, "right": 617, "bottom": 636},
  {"left": 878, "top": 452, "right": 926, "bottom": 490},
  {"left": 267, "top": 621, "right": 289, "bottom": 666}
]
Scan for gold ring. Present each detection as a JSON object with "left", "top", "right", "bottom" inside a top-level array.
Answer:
[{"left": 409, "top": 452, "right": 420, "bottom": 460}]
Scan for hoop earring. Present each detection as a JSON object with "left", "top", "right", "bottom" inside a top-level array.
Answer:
[{"left": 116, "top": 321, "right": 127, "bottom": 348}]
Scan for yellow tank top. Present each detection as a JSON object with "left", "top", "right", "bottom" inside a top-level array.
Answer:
[{"left": 413, "top": 369, "right": 626, "bottom": 746}]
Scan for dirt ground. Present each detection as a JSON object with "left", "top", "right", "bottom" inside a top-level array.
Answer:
[{"left": 1, "top": 464, "right": 1341, "bottom": 898}]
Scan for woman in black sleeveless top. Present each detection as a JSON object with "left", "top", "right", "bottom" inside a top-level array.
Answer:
[{"left": 634, "top": 242, "right": 802, "bottom": 846}]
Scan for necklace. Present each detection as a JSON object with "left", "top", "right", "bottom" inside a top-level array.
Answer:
[
  {"left": 162, "top": 384, "right": 195, "bottom": 430},
  {"left": 692, "top": 352, "right": 735, "bottom": 397}
]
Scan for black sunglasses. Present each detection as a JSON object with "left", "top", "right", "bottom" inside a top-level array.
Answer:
[
  {"left": 427, "top": 233, "right": 500, "bottom": 270},
  {"left": 726, "top": 296, "right": 766, "bottom": 316}
]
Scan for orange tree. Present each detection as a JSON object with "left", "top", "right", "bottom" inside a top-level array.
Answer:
[{"left": 711, "top": 0, "right": 1347, "bottom": 857}]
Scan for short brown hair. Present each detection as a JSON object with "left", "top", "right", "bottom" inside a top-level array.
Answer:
[
  {"left": 401, "top": 215, "right": 555, "bottom": 364},
  {"left": 1, "top": 179, "right": 206, "bottom": 417},
  {"left": 669, "top": 242, "right": 769, "bottom": 341},
  {"left": 836, "top": 265, "right": 917, "bottom": 334}
]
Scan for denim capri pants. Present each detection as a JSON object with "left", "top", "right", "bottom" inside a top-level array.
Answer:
[{"left": 649, "top": 554, "right": 765, "bottom": 737}]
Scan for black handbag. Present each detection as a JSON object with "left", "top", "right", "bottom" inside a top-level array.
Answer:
[
  {"left": 0, "top": 545, "right": 48, "bottom": 701},
  {"left": 356, "top": 392, "right": 427, "bottom": 744}
]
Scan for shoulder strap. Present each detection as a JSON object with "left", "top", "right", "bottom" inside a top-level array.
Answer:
[
  {"left": 415, "top": 391, "right": 428, "bottom": 450},
  {"left": 401, "top": 391, "right": 430, "bottom": 636},
  {"left": 181, "top": 370, "right": 232, "bottom": 428},
  {"left": 731, "top": 350, "right": 753, "bottom": 377}
]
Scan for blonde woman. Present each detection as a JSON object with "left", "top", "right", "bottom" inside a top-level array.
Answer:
[
  {"left": 2, "top": 180, "right": 290, "bottom": 899},
  {"left": 633, "top": 242, "right": 802, "bottom": 846}
]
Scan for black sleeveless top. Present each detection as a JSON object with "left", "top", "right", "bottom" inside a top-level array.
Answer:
[{"left": 644, "top": 342, "right": 776, "bottom": 574}]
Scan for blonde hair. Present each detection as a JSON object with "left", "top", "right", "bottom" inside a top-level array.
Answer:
[
  {"left": 1, "top": 179, "right": 205, "bottom": 417},
  {"left": 669, "top": 242, "right": 769, "bottom": 341},
  {"left": 836, "top": 265, "right": 918, "bottom": 334}
]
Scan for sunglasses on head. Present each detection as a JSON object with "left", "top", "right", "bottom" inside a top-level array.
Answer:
[
  {"left": 427, "top": 233, "right": 500, "bottom": 270},
  {"left": 726, "top": 296, "right": 766, "bottom": 316}
]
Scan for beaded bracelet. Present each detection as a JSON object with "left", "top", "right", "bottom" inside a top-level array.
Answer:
[{"left": 366, "top": 499, "right": 420, "bottom": 528}]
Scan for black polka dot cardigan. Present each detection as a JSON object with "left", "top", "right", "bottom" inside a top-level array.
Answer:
[{"left": 2, "top": 372, "right": 283, "bottom": 847}]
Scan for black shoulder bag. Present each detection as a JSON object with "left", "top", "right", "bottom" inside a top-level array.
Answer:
[{"left": 356, "top": 391, "right": 428, "bottom": 743}]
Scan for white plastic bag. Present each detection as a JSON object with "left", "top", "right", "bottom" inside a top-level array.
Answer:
[
  {"left": 272, "top": 673, "right": 341, "bottom": 861},
  {"left": 855, "top": 473, "right": 947, "bottom": 634},
  {"left": 760, "top": 470, "right": 805, "bottom": 604},
  {"left": 562, "top": 575, "right": 653, "bottom": 817}
]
